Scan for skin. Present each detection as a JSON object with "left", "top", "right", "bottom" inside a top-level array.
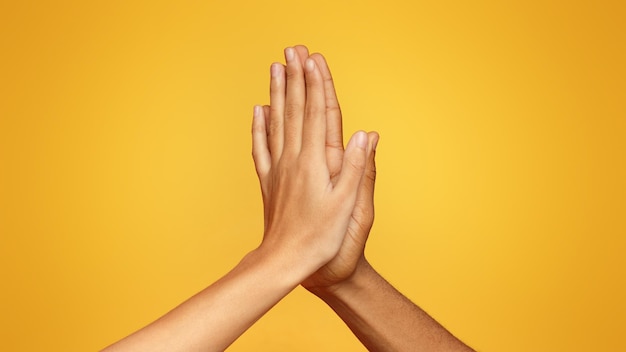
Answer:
[
  {"left": 256, "top": 45, "right": 476, "bottom": 352},
  {"left": 103, "top": 45, "right": 474, "bottom": 352},
  {"left": 102, "top": 47, "right": 370, "bottom": 352}
]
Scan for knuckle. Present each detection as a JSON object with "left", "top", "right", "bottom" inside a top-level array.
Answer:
[
  {"left": 268, "top": 120, "right": 282, "bottom": 135},
  {"left": 325, "top": 140, "right": 344, "bottom": 151},
  {"left": 306, "top": 104, "right": 324, "bottom": 117},
  {"left": 326, "top": 105, "right": 341, "bottom": 115},
  {"left": 305, "top": 74, "right": 320, "bottom": 88},
  {"left": 268, "top": 109, "right": 283, "bottom": 135},
  {"left": 286, "top": 66, "right": 301, "bottom": 80},
  {"left": 284, "top": 103, "right": 301, "bottom": 119},
  {"left": 251, "top": 122, "right": 265, "bottom": 135}
]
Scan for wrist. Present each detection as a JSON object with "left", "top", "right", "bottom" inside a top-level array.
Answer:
[
  {"left": 308, "top": 256, "right": 376, "bottom": 299},
  {"left": 249, "top": 241, "right": 326, "bottom": 288}
]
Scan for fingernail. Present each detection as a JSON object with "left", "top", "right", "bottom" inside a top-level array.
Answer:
[
  {"left": 271, "top": 63, "right": 280, "bottom": 78},
  {"left": 355, "top": 131, "right": 367, "bottom": 149},
  {"left": 372, "top": 134, "right": 379, "bottom": 151},
  {"left": 285, "top": 47, "right": 295, "bottom": 62},
  {"left": 305, "top": 58, "right": 315, "bottom": 72},
  {"left": 254, "top": 105, "right": 261, "bottom": 117}
]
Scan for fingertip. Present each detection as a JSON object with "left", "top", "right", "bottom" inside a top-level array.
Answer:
[
  {"left": 345, "top": 131, "right": 368, "bottom": 153},
  {"left": 294, "top": 44, "right": 309, "bottom": 52},
  {"left": 284, "top": 47, "right": 295, "bottom": 62},
  {"left": 310, "top": 53, "right": 331, "bottom": 71},
  {"left": 270, "top": 62, "right": 284, "bottom": 78},
  {"left": 294, "top": 45, "right": 310, "bottom": 61},
  {"left": 252, "top": 105, "right": 265, "bottom": 130},
  {"left": 353, "top": 130, "right": 368, "bottom": 150},
  {"left": 309, "top": 52, "right": 326, "bottom": 62},
  {"left": 368, "top": 131, "right": 380, "bottom": 151},
  {"left": 305, "top": 58, "right": 316, "bottom": 73}
]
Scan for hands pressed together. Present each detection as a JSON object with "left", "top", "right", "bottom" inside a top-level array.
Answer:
[
  {"left": 252, "top": 45, "right": 379, "bottom": 289},
  {"left": 102, "top": 46, "right": 473, "bottom": 352}
]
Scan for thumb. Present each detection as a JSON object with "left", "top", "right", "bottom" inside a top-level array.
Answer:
[
  {"left": 349, "top": 132, "right": 379, "bottom": 240},
  {"left": 335, "top": 131, "right": 368, "bottom": 202}
]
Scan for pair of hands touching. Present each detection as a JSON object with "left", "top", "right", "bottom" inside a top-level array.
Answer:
[
  {"left": 252, "top": 45, "right": 378, "bottom": 291},
  {"left": 103, "top": 46, "right": 473, "bottom": 352}
]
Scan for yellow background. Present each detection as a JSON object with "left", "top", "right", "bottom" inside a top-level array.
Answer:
[{"left": 1, "top": 1, "right": 624, "bottom": 351}]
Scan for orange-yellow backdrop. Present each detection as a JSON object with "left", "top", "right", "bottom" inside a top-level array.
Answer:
[{"left": 1, "top": 1, "right": 624, "bottom": 351}]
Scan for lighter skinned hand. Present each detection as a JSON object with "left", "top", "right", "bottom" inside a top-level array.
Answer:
[
  {"left": 251, "top": 46, "right": 370, "bottom": 272},
  {"left": 254, "top": 45, "right": 379, "bottom": 289}
]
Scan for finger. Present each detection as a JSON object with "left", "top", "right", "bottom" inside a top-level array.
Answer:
[
  {"left": 283, "top": 47, "right": 306, "bottom": 155},
  {"left": 301, "top": 58, "right": 326, "bottom": 158},
  {"left": 263, "top": 105, "right": 271, "bottom": 138},
  {"left": 334, "top": 131, "right": 368, "bottom": 205},
  {"left": 294, "top": 45, "right": 310, "bottom": 67},
  {"left": 260, "top": 105, "right": 273, "bottom": 232},
  {"left": 252, "top": 105, "right": 271, "bottom": 179},
  {"left": 310, "top": 53, "right": 344, "bottom": 178},
  {"left": 269, "top": 63, "right": 285, "bottom": 161}
]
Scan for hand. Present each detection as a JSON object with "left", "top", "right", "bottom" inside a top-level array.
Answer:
[
  {"left": 301, "top": 128, "right": 377, "bottom": 291},
  {"left": 252, "top": 46, "right": 370, "bottom": 273},
  {"left": 295, "top": 49, "right": 379, "bottom": 291}
]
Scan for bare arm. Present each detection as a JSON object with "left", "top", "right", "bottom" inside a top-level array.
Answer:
[
  {"left": 102, "top": 47, "right": 369, "bottom": 352},
  {"left": 309, "top": 259, "right": 474, "bottom": 352},
  {"left": 102, "top": 247, "right": 313, "bottom": 352}
]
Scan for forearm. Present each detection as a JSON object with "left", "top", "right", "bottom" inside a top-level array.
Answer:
[
  {"left": 311, "top": 258, "right": 474, "bottom": 352},
  {"left": 102, "top": 246, "right": 311, "bottom": 352}
]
